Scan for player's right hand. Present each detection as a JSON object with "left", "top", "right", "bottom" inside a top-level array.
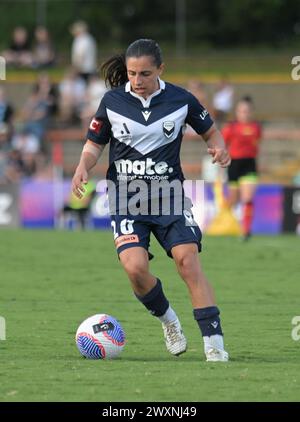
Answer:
[
  {"left": 72, "top": 166, "right": 89, "bottom": 199},
  {"left": 207, "top": 147, "right": 231, "bottom": 168}
]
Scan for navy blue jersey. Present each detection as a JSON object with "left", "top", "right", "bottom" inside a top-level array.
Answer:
[{"left": 86, "top": 79, "right": 213, "bottom": 187}]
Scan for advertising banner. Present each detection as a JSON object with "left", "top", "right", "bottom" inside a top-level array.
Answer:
[{"left": 18, "top": 180, "right": 286, "bottom": 234}]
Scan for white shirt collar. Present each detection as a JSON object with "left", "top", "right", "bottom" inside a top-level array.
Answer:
[{"left": 125, "top": 78, "right": 165, "bottom": 108}]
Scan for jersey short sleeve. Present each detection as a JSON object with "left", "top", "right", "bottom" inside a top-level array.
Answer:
[
  {"left": 86, "top": 95, "right": 112, "bottom": 145},
  {"left": 185, "top": 92, "right": 214, "bottom": 135}
]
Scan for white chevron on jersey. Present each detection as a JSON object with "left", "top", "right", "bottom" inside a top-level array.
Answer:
[{"left": 107, "top": 105, "right": 188, "bottom": 155}]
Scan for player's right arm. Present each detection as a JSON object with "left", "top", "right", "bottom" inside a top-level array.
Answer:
[
  {"left": 72, "top": 95, "right": 112, "bottom": 198},
  {"left": 72, "top": 140, "right": 105, "bottom": 199}
]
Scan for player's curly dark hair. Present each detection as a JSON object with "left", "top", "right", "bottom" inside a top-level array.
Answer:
[{"left": 101, "top": 39, "right": 163, "bottom": 88}]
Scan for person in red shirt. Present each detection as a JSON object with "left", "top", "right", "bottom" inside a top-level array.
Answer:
[{"left": 222, "top": 96, "right": 262, "bottom": 240}]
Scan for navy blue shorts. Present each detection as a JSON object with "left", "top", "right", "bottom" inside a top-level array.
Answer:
[{"left": 110, "top": 209, "right": 202, "bottom": 259}]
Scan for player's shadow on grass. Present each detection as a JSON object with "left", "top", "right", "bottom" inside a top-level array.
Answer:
[
  {"left": 121, "top": 355, "right": 205, "bottom": 362},
  {"left": 230, "top": 354, "right": 285, "bottom": 363}
]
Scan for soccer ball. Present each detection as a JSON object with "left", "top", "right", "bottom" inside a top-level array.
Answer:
[{"left": 75, "top": 314, "right": 125, "bottom": 359}]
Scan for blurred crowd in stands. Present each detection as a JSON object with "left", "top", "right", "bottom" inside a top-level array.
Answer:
[
  {"left": 0, "top": 21, "right": 108, "bottom": 184},
  {"left": 0, "top": 21, "right": 236, "bottom": 185}
]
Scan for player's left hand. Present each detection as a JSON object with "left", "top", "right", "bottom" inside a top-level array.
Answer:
[{"left": 207, "top": 147, "right": 231, "bottom": 168}]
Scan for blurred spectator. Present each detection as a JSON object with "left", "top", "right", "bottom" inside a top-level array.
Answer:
[
  {"left": 2, "top": 26, "right": 32, "bottom": 67},
  {"left": 184, "top": 80, "right": 210, "bottom": 138},
  {"left": 80, "top": 73, "right": 107, "bottom": 129},
  {"left": 58, "top": 68, "right": 86, "bottom": 124},
  {"left": 0, "top": 123, "right": 23, "bottom": 184},
  {"left": 34, "top": 72, "right": 58, "bottom": 118},
  {"left": 0, "top": 86, "right": 14, "bottom": 137},
  {"left": 212, "top": 78, "right": 234, "bottom": 127},
  {"left": 0, "top": 123, "right": 10, "bottom": 183},
  {"left": 32, "top": 152, "right": 53, "bottom": 180},
  {"left": 11, "top": 128, "right": 41, "bottom": 176},
  {"left": 21, "top": 84, "right": 50, "bottom": 141},
  {"left": 32, "top": 26, "right": 56, "bottom": 69},
  {"left": 293, "top": 171, "right": 300, "bottom": 186},
  {"left": 187, "top": 79, "right": 210, "bottom": 111},
  {"left": 70, "top": 21, "right": 97, "bottom": 82}
]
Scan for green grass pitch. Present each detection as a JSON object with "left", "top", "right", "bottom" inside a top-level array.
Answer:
[{"left": 0, "top": 229, "right": 299, "bottom": 402}]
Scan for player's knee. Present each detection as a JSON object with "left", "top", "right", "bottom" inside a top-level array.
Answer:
[
  {"left": 176, "top": 251, "right": 198, "bottom": 277},
  {"left": 121, "top": 259, "right": 147, "bottom": 284}
]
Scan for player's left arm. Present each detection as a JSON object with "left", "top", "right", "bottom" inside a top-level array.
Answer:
[
  {"left": 202, "top": 124, "right": 231, "bottom": 168},
  {"left": 185, "top": 91, "right": 231, "bottom": 168}
]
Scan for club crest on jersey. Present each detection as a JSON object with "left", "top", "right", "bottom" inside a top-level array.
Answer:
[
  {"left": 163, "top": 121, "right": 175, "bottom": 138},
  {"left": 89, "top": 117, "right": 103, "bottom": 134}
]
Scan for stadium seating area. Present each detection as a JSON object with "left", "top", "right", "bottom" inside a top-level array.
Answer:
[{"left": 2, "top": 78, "right": 299, "bottom": 185}]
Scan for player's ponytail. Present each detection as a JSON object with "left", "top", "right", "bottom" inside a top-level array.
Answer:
[{"left": 101, "top": 54, "right": 127, "bottom": 88}]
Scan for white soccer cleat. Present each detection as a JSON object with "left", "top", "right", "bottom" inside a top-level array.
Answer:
[
  {"left": 162, "top": 318, "right": 187, "bottom": 356},
  {"left": 205, "top": 348, "right": 229, "bottom": 362}
]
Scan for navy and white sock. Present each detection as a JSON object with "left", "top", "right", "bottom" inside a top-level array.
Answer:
[
  {"left": 135, "top": 279, "right": 170, "bottom": 317},
  {"left": 193, "top": 306, "right": 224, "bottom": 351},
  {"left": 158, "top": 306, "right": 178, "bottom": 324}
]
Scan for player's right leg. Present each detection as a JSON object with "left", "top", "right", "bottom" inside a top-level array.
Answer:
[
  {"left": 111, "top": 215, "right": 187, "bottom": 356},
  {"left": 119, "top": 247, "right": 187, "bottom": 356}
]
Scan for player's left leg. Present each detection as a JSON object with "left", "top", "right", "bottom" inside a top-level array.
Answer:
[{"left": 171, "top": 243, "right": 229, "bottom": 362}]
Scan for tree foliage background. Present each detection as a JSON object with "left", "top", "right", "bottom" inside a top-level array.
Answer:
[{"left": 0, "top": 0, "right": 300, "bottom": 53}]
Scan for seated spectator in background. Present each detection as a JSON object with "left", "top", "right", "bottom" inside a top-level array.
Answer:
[
  {"left": 34, "top": 72, "right": 58, "bottom": 118},
  {"left": 32, "top": 26, "right": 56, "bottom": 68},
  {"left": 70, "top": 21, "right": 97, "bottom": 83},
  {"left": 80, "top": 73, "right": 107, "bottom": 129},
  {"left": 0, "top": 87, "right": 14, "bottom": 137},
  {"left": 0, "top": 123, "right": 23, "bottom": 184},
  {"left": 21, "top": 84, "right": 50, "bottom": 141},
  {"left": 212, "top": 78, "right": 234, "bottom": 128},
  {"left": 58, "top": 68, "right": 86, "bottom": 124},
  {"left": 11, "top": 128, "right": 41, "bottom": 176},
  {"left": 0, "top": 123, "right": 11, "bottom": 183},
  {"left": 2, "top": 26, "right": 32, "bottom": 67}
]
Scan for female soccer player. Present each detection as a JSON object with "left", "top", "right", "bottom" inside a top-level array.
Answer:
[
  {"left": 222, "top": 97, "right": 261, "bottom": 240},
  {"left": 72, "top": 39, "right": 231, "bottom": 361}
]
